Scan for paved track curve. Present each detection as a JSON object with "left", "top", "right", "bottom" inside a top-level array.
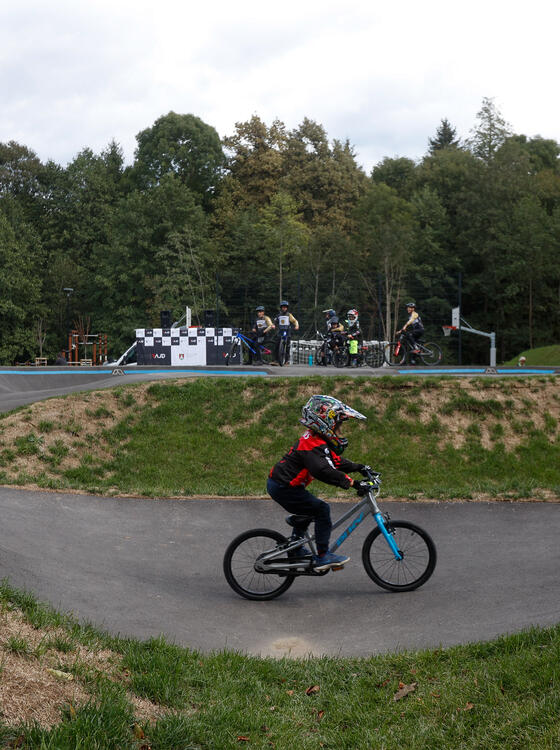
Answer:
[
  {"left": 0, "top": 363, "right": 557, "bottom": 412},
  {"left": 1, "top": 488, "right": 558, "bottom": 658}
]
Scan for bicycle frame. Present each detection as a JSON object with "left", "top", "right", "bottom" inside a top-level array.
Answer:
[
  {"left": 233, "top": 331, "right": 271, "bottom": 357},
  {"left": 255, "top": 483, "right": 402, "bottom": 573}
]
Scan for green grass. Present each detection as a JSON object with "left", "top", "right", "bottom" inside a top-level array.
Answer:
[
  {"left": 58, "top": 375, "right": 558, "bottom": 499},
  {"left": 1, "top": 580, "right": 559, "bottom": 749},
  {"left": 503, "top": 344, "right": 560, "bottom": 367}
]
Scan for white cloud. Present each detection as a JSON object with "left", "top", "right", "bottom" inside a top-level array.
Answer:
[{"left": 1, "top": 0, "right": 559, "bottom": 172}]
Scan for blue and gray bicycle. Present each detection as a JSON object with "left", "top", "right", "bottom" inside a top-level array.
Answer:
[{"left": 223, "top": 468, "right": 437, "bottom": 600}]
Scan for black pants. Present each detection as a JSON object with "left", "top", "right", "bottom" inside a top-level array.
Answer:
[{"left": 267, "top": 478, "right": 331, "bottom": 553}]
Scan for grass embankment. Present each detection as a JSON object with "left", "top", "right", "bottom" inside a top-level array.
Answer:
[
  {"left": 0, "top": 376, "right": 559, "bottom": 500},
  {"left": 503, "top": 344, "right": 560, "bottom": 367},
  {"left": 0, "top": 581, "right": 559, "bottom": 749}
]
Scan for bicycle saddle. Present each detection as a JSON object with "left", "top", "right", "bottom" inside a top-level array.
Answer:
[{"left": 285, "top": 514, "right": 313, "bottom": 528}]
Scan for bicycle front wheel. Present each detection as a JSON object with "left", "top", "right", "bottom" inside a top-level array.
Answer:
[
  {"left": 277, "top": 338, "right": 287, "bottom": 366},
  {"left": 223, "top": 529, "right": 296, "bottom": 600},
  {"left": 383, "top": 341, "right": 406, "bottom": 367},
  {"left": 364, "top": 344, "right": 384, "bottom": 368},
  {"left": 419, "top": 342, "right": 442, "bottom": 366},
  {"left": 362, "top": 521, "right": 436, "bottom": 591},
  {"left": 332, "top": 347, "right": 349, "bottom": 368},
  {"left": 226, "top": 340, "right": 241, "bottom": 366}
]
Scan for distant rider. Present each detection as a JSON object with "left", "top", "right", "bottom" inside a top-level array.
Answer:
[
  {"left": 345, "top": 308, "right": 362, "bottom": 367},
  {"left": 274, "top": 300, "right": 299, "bottom": 365},
  {"left": 251, "top": 306, "right": 275, "bottom": 364},
  {"left": 317, "top": 309, "right": 345, "bottom": 366},
  {"left": 396, "top": 302, "right": 424, "bottom": 362}
]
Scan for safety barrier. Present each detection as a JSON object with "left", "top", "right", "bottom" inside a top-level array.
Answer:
[{"left": 290, "top": 339, "right": 386, "bottom": 367}]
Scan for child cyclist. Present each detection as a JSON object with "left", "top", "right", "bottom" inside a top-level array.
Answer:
[{"left": 267, "top": 395, "right": 374, "bottom": 571}]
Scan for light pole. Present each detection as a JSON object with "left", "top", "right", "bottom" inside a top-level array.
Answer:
[{"left": 63, "top": 288, "right": 74, "bottom": 352}]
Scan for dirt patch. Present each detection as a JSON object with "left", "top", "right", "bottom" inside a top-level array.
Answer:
[
  {"left": 0, "top": 383, "right": 153, "bottom": 482},
  {"left": 0, "top": 606, "right": 168, "bottom": 729}
]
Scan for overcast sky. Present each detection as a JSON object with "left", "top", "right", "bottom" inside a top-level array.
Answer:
[{"left": 2, "top": 0, "right": 559, "bottom": 174}]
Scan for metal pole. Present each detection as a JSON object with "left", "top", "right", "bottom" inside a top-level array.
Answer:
[
  {"left": 490, "top": 332, "right": 496, "bottom": 368},
  {"left": 458, "top": 272, "right": 462, "bottom": 366}
]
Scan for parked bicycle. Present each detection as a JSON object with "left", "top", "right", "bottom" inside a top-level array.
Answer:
[
  {"left": 383, "top": 333, "right": 442, "bottom": 367},
  {"left": 332, "top": 335, "right": 385, "bottom": 369},
  {"left": 223, "top": 468, "right": 437, "bottom": 600},
  {"left": 225, "top": 330, "right": 274, "bottom": 366},
  {"left": 314, "top": 331, "right": 348, "bottom": 367}
]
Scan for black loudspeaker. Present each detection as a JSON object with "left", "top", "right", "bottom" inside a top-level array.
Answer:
[
  {"left": 160, "top": 310, "right": 172, "bottom": 328},
  {"left": 204, "top": 309, "right": 215, "bottom": 327}
]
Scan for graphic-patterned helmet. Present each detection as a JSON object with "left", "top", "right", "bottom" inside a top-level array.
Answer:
[
  {"left": 300, "top": 395, "right": 366, "bottom": 453},
  {"left": 347, "top": 308, "right": 359, "bottom": 322}
]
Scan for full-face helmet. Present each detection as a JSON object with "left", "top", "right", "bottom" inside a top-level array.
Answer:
[
  {"left": 347, "top": 308, "right": 359, "bottom": 323},
  {"left": 300, "top": 395, "right": 366, "bottom": 454}
]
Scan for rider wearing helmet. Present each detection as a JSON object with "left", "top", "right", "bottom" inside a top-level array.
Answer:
[
  {"left": 345, "top": 309, "right": 362, "bottom": 367},
  {"left": 251, "top": 306, "right": 275, "bottom": 364},
  {"left": 317, "top": 309, "right": 345, "bottom": 366},
  {"left": 273, "top": 301, "right": 299, "bottom": 365},
  {"left": 396, "top": 302, "right": 424, "bottom": 360},
  {"left": 267, "top": 395, "right": 373, "bottom": 570}
]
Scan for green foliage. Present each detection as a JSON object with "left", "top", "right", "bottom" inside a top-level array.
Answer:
[{"left": 1, "top": 97, "right": 560, "bottom": 363}]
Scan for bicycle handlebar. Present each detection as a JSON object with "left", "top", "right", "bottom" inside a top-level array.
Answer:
[{"left": 363, "top": 466, "right": 382, "bottom": 486}]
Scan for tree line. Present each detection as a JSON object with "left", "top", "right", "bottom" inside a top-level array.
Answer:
[{"left": 0, "top": 97, "right": 559, "bottom": 364}]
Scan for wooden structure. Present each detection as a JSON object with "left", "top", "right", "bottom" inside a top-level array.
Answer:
[{"left": 66, "top": 331, "right": 108, "bottom": 366}]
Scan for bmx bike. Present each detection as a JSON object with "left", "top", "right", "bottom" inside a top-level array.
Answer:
[
  {"left": 223, "top": 469, "right": 437, "bottom": 600},
  {"left": 383, "top": 333, "right": 442, "bottom": 366}
]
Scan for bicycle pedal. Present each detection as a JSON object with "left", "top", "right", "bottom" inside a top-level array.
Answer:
[{"left": 331, "top": 565, "right": 345, "bottom": 571}]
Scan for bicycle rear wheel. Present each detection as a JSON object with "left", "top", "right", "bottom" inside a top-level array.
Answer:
[
  {"left": 383, "top": 341, "right": 406, "bottom": 367},
  {"left": 254, "top": 341, "right": 273, "bottom": 364},
  {"left": 362, "top": 521, "right": 436, "bottom": 591},
  {"left": 223, "top": 529, "right": 296, "bottom": 600},
  {"left": 419, "top": 342, "right": 442, "bottom": 366}
]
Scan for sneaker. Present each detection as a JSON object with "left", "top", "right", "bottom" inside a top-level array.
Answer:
[{"left": 313, "top": 551, "right": 351, "bottom": 571}]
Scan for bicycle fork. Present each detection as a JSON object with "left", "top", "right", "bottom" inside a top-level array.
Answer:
[{"left": 373, "top": 512, "right": 403, "bottom": 560}]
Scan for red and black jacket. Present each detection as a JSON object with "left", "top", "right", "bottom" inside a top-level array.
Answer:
[{"left": 269, "top": 430, "right": 362, "bottom": 489}]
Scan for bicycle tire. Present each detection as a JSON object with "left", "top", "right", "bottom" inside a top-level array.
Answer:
[
  {"left": 383, "top": 341, "right": 406, "bottom": 367},
  {"left": 277, "top": 338, "right": 287, "bottom": 367},
  {"left": 226, "top": 340, "right": 241, "bottom": 366},
  {"left": 332, "top": 347, "right": 349, "bottom": 368},
  {"left": 362, "top": 520, "right": 436, "bottom": 592},
  {"left": 364, "top": 345, "right": 384, "bottom": 368},
  {"left": 419, "top": 342, "right": 442, "bottom": 366},
  {"left": 223, "top": 529, "right": 296, "bottom": 600}
]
